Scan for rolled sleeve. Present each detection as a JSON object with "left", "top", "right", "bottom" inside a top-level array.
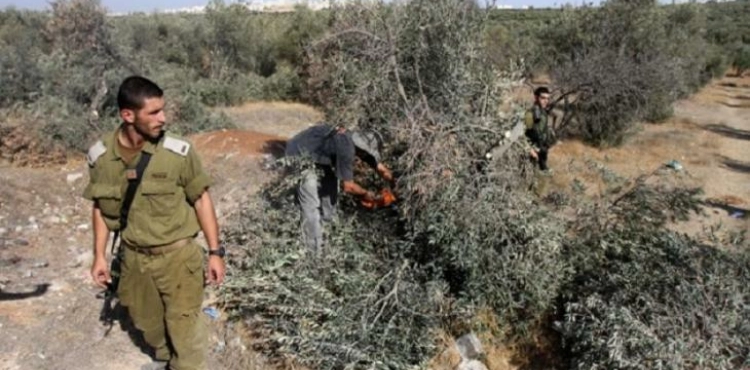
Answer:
[
  {"left": 82, "top": 182, "right": 95, "bottom": 201},
  {"left": 82, "top": 166, "right": 100, "bottom": 201},
  {"left": 180, "top": 146, "right": 213, "bottom": 204},
  {"left": 184, "top": 173, "right": 212, "bottom": 203}
]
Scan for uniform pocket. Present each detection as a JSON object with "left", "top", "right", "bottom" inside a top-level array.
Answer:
[
  {"left": 140, "top": 180, "right": 178, "bottom": 217},
  {"left": 89, "top": 184, "right": 122, "bottom": 219},
  {"left": 169, "top": 243, "right": 205, "bottom": 316}
]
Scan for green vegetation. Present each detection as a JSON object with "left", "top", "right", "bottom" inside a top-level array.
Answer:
[
  {"left": 0, "top": 0, "right": 328, "bottom": 154},
  {"left": 221, "top": 1, "right": 749, "bottom": 369},
  {"left": 1, "top": 1, "right": 748, "bottom": 368}
]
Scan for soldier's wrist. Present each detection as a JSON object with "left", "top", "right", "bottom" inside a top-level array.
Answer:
[{"left": 208, "top": 246, "right": 226, "bottom": 258}]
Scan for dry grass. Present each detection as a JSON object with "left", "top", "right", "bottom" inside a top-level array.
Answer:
[
  {"left": 427, "top": 308, "right": 564, "bottom": 370},
  {"left": 709, "top": 194, "right": 748, "bottom": 206},
  {"left": 546, "top": 118, "right": 719, "bottom": 198},
  {"left": 688, "top": 75, "right": 750, "bottom": 107},
  {"left": 428, "top": 333, "right": 464, "bottom": 370}
]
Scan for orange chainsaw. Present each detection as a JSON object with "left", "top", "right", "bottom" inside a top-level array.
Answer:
[{"left": 360, "top": 188, "right": 397, "bottom": 210}]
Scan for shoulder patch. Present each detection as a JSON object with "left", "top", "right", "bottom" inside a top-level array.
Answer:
[
  {"left": 163, "top": 136, "right": 190, "bottom": 156},
  {"left": 87, "top": 140, "right": 107, "bottom": 166}
]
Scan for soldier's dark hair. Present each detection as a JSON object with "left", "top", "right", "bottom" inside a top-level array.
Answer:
[
  {"left": 117, "top": 76, "right": 164, "bottom": 111},
  {"left": 534, "top": 86, "right": 550, "bottom": 97}
]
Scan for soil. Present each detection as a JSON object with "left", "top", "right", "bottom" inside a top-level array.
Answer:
[
  {"left": 0, "top": 79, "right": 747, "bottom": 370},
  {"left": 546, "top": 75, "right": 749, "bottom": 246}
]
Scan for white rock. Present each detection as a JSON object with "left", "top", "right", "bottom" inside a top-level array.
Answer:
[
  {"left": 76, "top": 223, "right": 90, "bottom": 231},
  {"left": 28, "top": 216, "right": 36, "bottom": 223},
  {"left": 457, "top": 360, "right": 488, "bottom": 370},
  {"left": 0, "top": 227, "right": 6, "bottom": 235},
  {"left": 15, "top": 226, "right": 23, "bottom": 233},
  {"left": 66, "top": 172, "right": 84, "bottom": 184},
  {"left": 46, "top": 216, "right": 61, "bottom": 224},
  {"left": 72, "top": 252, "right": 92, "bottom": 268},
  {"left": 456, "top": 332, "right": 484, "bottom": 360}
]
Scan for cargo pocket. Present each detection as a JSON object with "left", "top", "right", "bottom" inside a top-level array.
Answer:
[
  {"left": 171, "top": 245, "right": 204, "bottom": 316},
  {"left": 140, "top": 180, "right": 178, "bottom": 217},
  {"left": 89, "top": 184, "right": 122, "bottom": 219}
]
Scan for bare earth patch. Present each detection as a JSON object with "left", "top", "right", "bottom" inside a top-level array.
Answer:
[
  {"left": 217, "top": 101, "right": 323, "bottom": 138},
  {"left": 547, "top": 75, "right": 749, "bottom": 246}
]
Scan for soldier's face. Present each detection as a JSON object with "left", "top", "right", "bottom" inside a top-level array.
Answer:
[
  {"left": 536, "top": 93, "right": 550, "bottom": 109},
  {"left": 122, "top": 97, "right": 166, "bottom": 140}
]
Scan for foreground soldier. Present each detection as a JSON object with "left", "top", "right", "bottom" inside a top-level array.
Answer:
[
  {"left": 85, "top": 76, "right": 225, "bottom": 370},
  {"left": 524, "top": 86, "right": 556, "bottom": 171},
  {"left": 285, "top": 123, "right": 394, "bottom": 256}
]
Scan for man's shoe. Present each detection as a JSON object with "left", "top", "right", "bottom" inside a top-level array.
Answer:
[{"left": 141, "top": 360, "right": 168, "bottom": 370}]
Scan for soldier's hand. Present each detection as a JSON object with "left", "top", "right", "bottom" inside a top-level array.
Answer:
[
  {"left": 206, "top": 256, "right": 225, "bottom": 286},
  {"left": 529, "top": 149, "right": 539, "bottom": 160},
  {"left": 91, "top": 257, "right": 111, "bottom": 289}
]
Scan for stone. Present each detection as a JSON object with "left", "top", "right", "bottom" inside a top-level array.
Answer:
[
  {"left": 457, "top": 360, "right": 488, "bottom": 370},
  {"left": 76, "top": 223, "right": 90, "bottom": 231},
  {"left": 66, "top": 172, "right": 84, "bottom": 184},
  {"left": 455, "top": 332, "right": 484, "bottom": 360},
  {"left": 71, "top": 252, "right": 92, "bottom": 268}
]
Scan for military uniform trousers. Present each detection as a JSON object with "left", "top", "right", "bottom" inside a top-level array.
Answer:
[
  {"left": 297, "top": 167, "right": 338, "bottom": 256},
  {"left": 118, "top": 239, "right": 207, "bottom": 370}
]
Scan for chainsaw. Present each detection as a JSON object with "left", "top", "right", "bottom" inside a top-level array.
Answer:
[{"left": 360, "top": 188, "right": 397, "bottom": 210}]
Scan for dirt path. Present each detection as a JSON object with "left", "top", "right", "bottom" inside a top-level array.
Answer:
[
  {"left": 1, "top": 79, "right": 747, "bottom": 370},
  {"left": 549, "top": 75, "right": 750, "bottom": 242}
]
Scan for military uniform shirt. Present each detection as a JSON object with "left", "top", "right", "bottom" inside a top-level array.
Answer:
[
  {"left": 83, "top": 130, "right": 212, "bottom": 248},
  {"left": 524, "top": 104, "right": 551, "bottom": 149}
]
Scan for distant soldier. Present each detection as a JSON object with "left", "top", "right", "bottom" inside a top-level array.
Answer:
[
  {"left": 84, "top": 76, "right": 224, "bottom": 370},
  {"left": 524, "top": 86, "right": 556, "bottom": 171}
]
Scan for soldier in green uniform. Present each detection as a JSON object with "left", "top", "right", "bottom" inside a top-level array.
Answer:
[
  {"left": 84, "top": 76, "right": 225, "bottom": 370},
  {"left": 524, "top": 86, "right": 556, "bottom": 171}
]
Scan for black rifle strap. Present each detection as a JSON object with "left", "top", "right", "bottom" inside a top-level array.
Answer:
[{"left": 111, "top": 152, "right": 152, "bottom": 254}]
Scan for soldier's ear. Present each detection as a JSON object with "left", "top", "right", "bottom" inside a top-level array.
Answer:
[{"left": 120, "top": 108, "right": 136, "bottom": 124}]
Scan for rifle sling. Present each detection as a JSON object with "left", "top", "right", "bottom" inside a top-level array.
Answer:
[{"left": 111, "top": 151, "right": 152, "bottom": 254}]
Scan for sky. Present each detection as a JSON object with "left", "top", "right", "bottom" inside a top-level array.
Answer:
[{"left": 1, "top": 0, "right": 575, "bottom": 14}]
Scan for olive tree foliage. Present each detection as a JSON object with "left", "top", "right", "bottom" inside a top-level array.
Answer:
[
  {"left": 539, "top": 0, "right": 710, "bottom": 145},
  {"left": 0, "top": 0, "right": 237, "bottom": 154},
  {"left": 0, "top": 0, "right": 135, "bottom": 151},
  {"left": 558, "top": 175, "right": 750, "bottom": 370},
  {"left": 223, "top": 0, "right": 569, "bottom": 368}
]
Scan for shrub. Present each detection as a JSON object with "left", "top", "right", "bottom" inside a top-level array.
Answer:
[
  {"left": 557, "top": 173, "right": 749, "bottom": 370},
  {"left": 540, "top": 0, "right": 710, "bottom": 145},
  {"left": 224, "top": 1, "right": 568, "bottom": 368},
  {"left": 733, "top": 44, "right": 750, "bottom": 76},
  {"left": 560, "top": 230, "right": 750, "bottom": 370}
]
